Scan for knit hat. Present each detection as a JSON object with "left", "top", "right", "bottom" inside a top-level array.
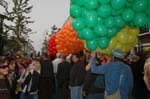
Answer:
[{"left": 112, "top": 49, "right": 123, "bottom": 59}]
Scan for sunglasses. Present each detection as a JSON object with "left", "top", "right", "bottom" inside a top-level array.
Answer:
[{"left": 0, "top": 65, "right": 8, "bottom": 69}]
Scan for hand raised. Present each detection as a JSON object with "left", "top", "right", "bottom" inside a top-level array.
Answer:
[{"left": 91, "top": 51, "right": 96, "bottom": 58}]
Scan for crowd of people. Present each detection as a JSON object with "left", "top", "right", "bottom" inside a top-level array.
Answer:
[{"left": 0, "top": 50, "right": 150, "bottom": 99}]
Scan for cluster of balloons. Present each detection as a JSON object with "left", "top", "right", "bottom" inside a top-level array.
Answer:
[
  {"left": 70, "top": 0, "right": 150, "bottom": 57},
  {"left": 56, "top": 20, "right": 84, "bottom": 55},
  {"left": 48, "top": 34, "right": 57, "bottom": 57},
  {"left": 96, "top": 26, "right": 139, "bottom": 57}
]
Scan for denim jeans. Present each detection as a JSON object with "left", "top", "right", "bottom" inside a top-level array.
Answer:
[
  {"left": 20, "top": 93, "right": 38, "bottom": 99},
  {"left": 70, "top": 86, "right": 83, "bottom": 99},
  {"left": 87, "top": 93, "right": 104, "bottom": 99}
]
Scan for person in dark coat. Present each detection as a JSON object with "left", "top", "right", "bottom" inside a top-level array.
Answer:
[
  {"left": 131, "top": 52, "right": 149, "bottom": 99},
  {"left": 38, "top": 53, "right": 55, "bottom": 99},
  {"left": 56, "top": 55, "right": 72, "bottom": 99},
  {"left": 0, "top": 56, "right": 11, "bottom": 99},
  {"left": 70, "top": 53, "right": 86, "bottom": 99}
]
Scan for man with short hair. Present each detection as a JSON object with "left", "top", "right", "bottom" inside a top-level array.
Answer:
[
  {"left": 90, "top": 49, "right": 133, "bottom": 99},
  {"left": 70, "top": 52, "right": 86, "bottom": 99},
  {"left": 52, "top": 53, "right": 62, "bottom": 75},
  {"left": 56, "top": 55, "right": 72, "bottom": 99}
]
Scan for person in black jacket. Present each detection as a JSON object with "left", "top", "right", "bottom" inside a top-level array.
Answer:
[
  {"left": 70, "top": 52, "right": 86, "bottom": 99},
  {"left": 38, "top": 53, "right": 55, "bottom": 99},
  {"left": 56, "top": 55, "right": 72, "bottom": 99}
]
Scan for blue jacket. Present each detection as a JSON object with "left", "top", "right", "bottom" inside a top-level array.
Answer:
[{"left": 90, "top": 58, "right": 133, "bottom": 99}]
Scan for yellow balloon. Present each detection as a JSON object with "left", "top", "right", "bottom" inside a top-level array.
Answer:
[
  {"left": 131, "top": 37, "right": 138, "bottom": 47},
  {"left": 96, "top": 48, "right": 111, "bottom": 55},
  {"left": 127, "top": 33, "right": 136, "bottom": 44},
  {"left": 122, "top": 46, "right": 128, "bottom": 53},
  {"left": 115, "top": 42, "right": 123, "bottom": 50},
  {"left": 126, "top": 44, "right": 133, "bottom": 52},
  {"left": 96, "top": 48, "right": 102, "bottom": 53},
  {"left": 83, "top": 40, "right": 89, "bottom": 50},
  {"left": 117, "top": 30, "right": 129, "bottom": 44},
  {"left": 105, "top": 48, "right": 111, "bottom": 55},
  {"left": 129, "top": 27, "right": 140, "bottom": 36},
  {"left": 99, "top": 49, "right": 107, "bottom": 55},
  {"left": 121, "top": 25, "right": 129, "bottom": 32},
  {"left": 108, "top": 37, "right": 117, "bottom": 49}
]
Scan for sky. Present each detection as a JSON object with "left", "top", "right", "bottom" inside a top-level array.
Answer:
[
  {"left": 29, "top": 0, "right": 70, "bottom": 52},
  {"left": 0, "top": 0, "right": 70, "bottom": 52}
]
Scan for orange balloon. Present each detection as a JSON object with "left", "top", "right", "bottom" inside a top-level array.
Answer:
[{"left": 56, "top": 20, "right": 84, "bottom": 55}]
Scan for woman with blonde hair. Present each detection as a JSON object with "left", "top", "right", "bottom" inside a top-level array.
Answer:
[
  {"left": 19, "top": 59, "right": 40, "bottom": 99},
  {"left": 31, "top": 59, "right": 41, "bottom": 74}
]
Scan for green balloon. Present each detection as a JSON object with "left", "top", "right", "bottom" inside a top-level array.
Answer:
[
  {"left": 86, "top": 40, "right": 97, "bottom": 51},
  {"left": 97, "top": 37, "right": 110, "bottom": 49},
  {"left": 97, "top": 5, "right": 112, "bottom": 18},
  {"left": 126, "top": 2, "right": 133, "bottom": 8},
  {"left": 98, "top": 17, "right": 104, "bottom": 24},
  {"left": 107, "top": 28, "right": 118, "bottom": 38},
  {"left": 98, "top": 0, "right": 111, "bottom": 4},
  {"left": 77, "top": 31, "right": 84, "bottom": 39},
  {"left": 72, "top": 18, "right": 85, "bottom": 30},
  {"left": 70, "top": 5, "right": 82, "bottom": 18},
  {"left": 111, "top": 0, "right": 127, "bottom": 9},
  {"left": 122, "top": 8, "right": 135, "bottom": 22},
  {"left": 81, "top": 8, "right": 88, "bottom": 17},
  {"left": 104, "top": 17, "right": 116, "bottom": 28},
  {"left": 71, "top": 0, "right": 84, "bottom": 6},
  {"left": 127, "top": 0, "right": 134, "bottom": 2},
  {"left": 114, "top": 16, "right": 125, "bottom": 28},
  {"left": 126, "top": 0, "right": 134, "bottom": 7},
  {"left": 71, "top": 0, "right": 76, "bottom": 4},
  {"left": 85, "top": 11, "right": 98, "bottom": 27},
  {"left": 82, "top": 28, "right": 96, "bottom": 40},
  {"left": 84, "top": 0, "right": 99, "bottom": 10},
  {"left": 132, "top": 0, "right": 148, "bottom": 12},
  {"left": 94, "top": 24, "right": 107, "bottom": 37},
  {"left": 145, "top": 0, "right": 150, "bottom": 16},
  {"left": 128, "top": 22, "right": 136, "bottom": 28},
  {"left": 112, "top": 8, "right": 124, "bottom": 16},
  {"left": 145, "top": 7, "right": 150, "bottom": 16},
  {"left": 145, "top": 19, "right": 150, "bottom": 28},
  {"left": 134, "top": 13, "right": 147, "bottom": 27}
]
